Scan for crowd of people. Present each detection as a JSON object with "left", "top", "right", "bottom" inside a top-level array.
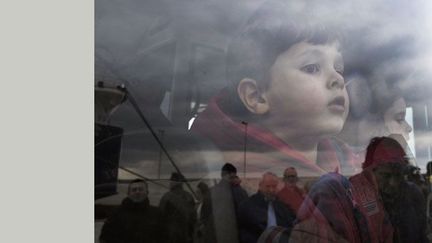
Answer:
[{"left": 99, "top": 136, "right": 430, "bottom": 243}]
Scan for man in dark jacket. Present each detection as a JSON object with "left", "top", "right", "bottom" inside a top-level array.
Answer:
[
  {"left": 99, "top": 179, "right": 165, "bottom": 243},
  {"left": 238, "top": 172, "right": 295, "bottom": 243},
  {"left": 159, "top": 172, "right": 197, "bottom": 243},
  {"left": 201, "top": 163, "right": 248, "bottom": 243}
]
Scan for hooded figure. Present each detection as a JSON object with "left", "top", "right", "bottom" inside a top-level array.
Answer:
[{"left": 350, "top": 136, "right": 427, "bottom": 243}]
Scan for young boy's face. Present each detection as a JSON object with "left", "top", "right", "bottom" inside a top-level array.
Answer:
[{"left": 264, "top": 41, "right": 349, "bottom": 139}]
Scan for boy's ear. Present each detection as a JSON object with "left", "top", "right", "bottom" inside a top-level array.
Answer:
[{"left": 237, "top": 78, "right": 270, "bottom": 115}]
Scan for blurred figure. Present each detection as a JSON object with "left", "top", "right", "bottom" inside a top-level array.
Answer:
[
  {"left": 290, "top": 173, "right": 369, "bottom": 243},
  {"left": 159, "top": 172, "right": 196, "bottom": 243},
  {"left": 194, "top": 181, "right": 210, "bottom": 243},
  {"left": 350, "top": 136, "right": 427, "bottom": 243},
  {"left": 277, "top": 167, "right": 305, "bottom": 215},
  {"left": 230, "top": 175, "right": 249, "bottom": 213},
  {"left": 196, "top": 181, "right": 210, "bottom": 212},
  {"left": 339, "top": 70, "right": 414, "bottom": 173},
  {"left": 382, "top": 97, "right": 412, "bottom": 141},
  {"left": 99, "top": 179, "right": 165, "bottom": 243},
  {"left": 238, "top": 172, "right": 295, "bottom": 243},
  {"left": 201, "top": 163, "right": 248, "bottom": 243},
  {"left": 405, "top": 165, "right": 428, "bottom": 199}
]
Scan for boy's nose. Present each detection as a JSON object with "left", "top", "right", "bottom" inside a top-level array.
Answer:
[{"left": 328, "top": 73, "right": 345, "bottom": 89}]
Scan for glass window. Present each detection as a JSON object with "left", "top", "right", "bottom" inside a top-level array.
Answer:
[{"left": 95, "top": 1, "right": 432, "bottom": 242}]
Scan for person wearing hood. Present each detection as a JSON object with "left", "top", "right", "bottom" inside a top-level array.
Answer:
[
  {"left": 99, "top": 179, "right": 166, "bottom": 243},
  {"left": 350, "top": 136, "right": 427, "bottom": 243}
]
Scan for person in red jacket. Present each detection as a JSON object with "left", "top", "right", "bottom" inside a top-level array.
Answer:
[
  {"left": 277, "top": 167, "right": 305, "bottom": 215},
  {"left": 350, "top": 136, "right": 427, "bottom": 243}
]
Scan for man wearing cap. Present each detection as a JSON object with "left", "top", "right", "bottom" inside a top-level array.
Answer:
[
  {"left": 159, "top": 172, "right": 197, "bottom": 243},
  {"left": 277, "top": 167, "right": 305, "bottom": 215},
  {"left": 350, "top": 136, "right": 427, "bottom": 243},
  {"left": 201, "top": 163, "right": 248, "bottom": 243}
]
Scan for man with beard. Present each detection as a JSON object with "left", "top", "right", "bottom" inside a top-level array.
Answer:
[
  {"left": 99, "top": 179, "right": 165, "bottom": 243},
  {"left": 238, "top": 172, "right": 295, "bottom": 243},
  {"left": 350, "top": 136, "right": 427, "bottom": 243}
]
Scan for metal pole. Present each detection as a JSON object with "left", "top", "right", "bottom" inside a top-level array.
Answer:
[
  {"left": 157, "top": 129, "right": 164, "bottom": 179},
  {"left": 242, "top": 121, "right": 248, "bottom": 179}
]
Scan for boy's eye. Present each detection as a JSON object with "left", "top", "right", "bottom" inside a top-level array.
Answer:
[
  {"left": 335, "top": 65, "right": 344, "bottom": 75},
  {"left": 301, "top": 64, "right": 320, "bottom": 74}
]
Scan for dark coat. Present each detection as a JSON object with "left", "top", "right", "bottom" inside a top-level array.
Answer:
[
  {"left": 388, "top": 181, "right": 428, "bottom": 243},
  {"left": 201, "top": 179, "right": 248, "bottom": 243},
  {"left": 99, "top": 198, "right": 165, "bottom": 243},
  {"left": 238, "top": 192, "right": 295, "bottom": 243},
  {"left": 159, "top": 186, "right": 197, "bottom": 243}
]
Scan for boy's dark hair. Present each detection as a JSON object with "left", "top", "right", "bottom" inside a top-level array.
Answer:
[{"left": 224, "top": 0, "right": 343, "bottom": 117}]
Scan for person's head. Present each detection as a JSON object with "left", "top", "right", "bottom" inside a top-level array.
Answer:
[
  {"left": 259, "top": 172, "right": 279, "bottom": 201},
  {"left": 169, "top": 172, "right": 186, "bottom": 189},
  {"left": 345, "top": 83, "right": 412, "bottom": 145},
  {"left": 343, "top": 55, "right": 414, "bottom": 145},
  {"left": 363, "top": 136, "right": 408, "bottom": 201},
  {"left": 221, "top": 163, "right": 237, "bottom": 182},
  {"left": 383, "top": 97, "right": 412, "bottom": 141},
  {"left": 373, "top": 163, "right": 406, "bottom": 203},
  {"left": 127, "top": 179, "right": 148, "bottom": 203},
  {"left": 283, "top": 167, "right": 299, "bottom": 185},
  {"left": 225, "top": 1, "right": 348, "bottom": 141}
]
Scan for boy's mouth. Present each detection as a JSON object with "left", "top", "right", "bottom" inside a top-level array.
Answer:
[{"left": 328, "top": 96, "right": 346, "bottom": 113}]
